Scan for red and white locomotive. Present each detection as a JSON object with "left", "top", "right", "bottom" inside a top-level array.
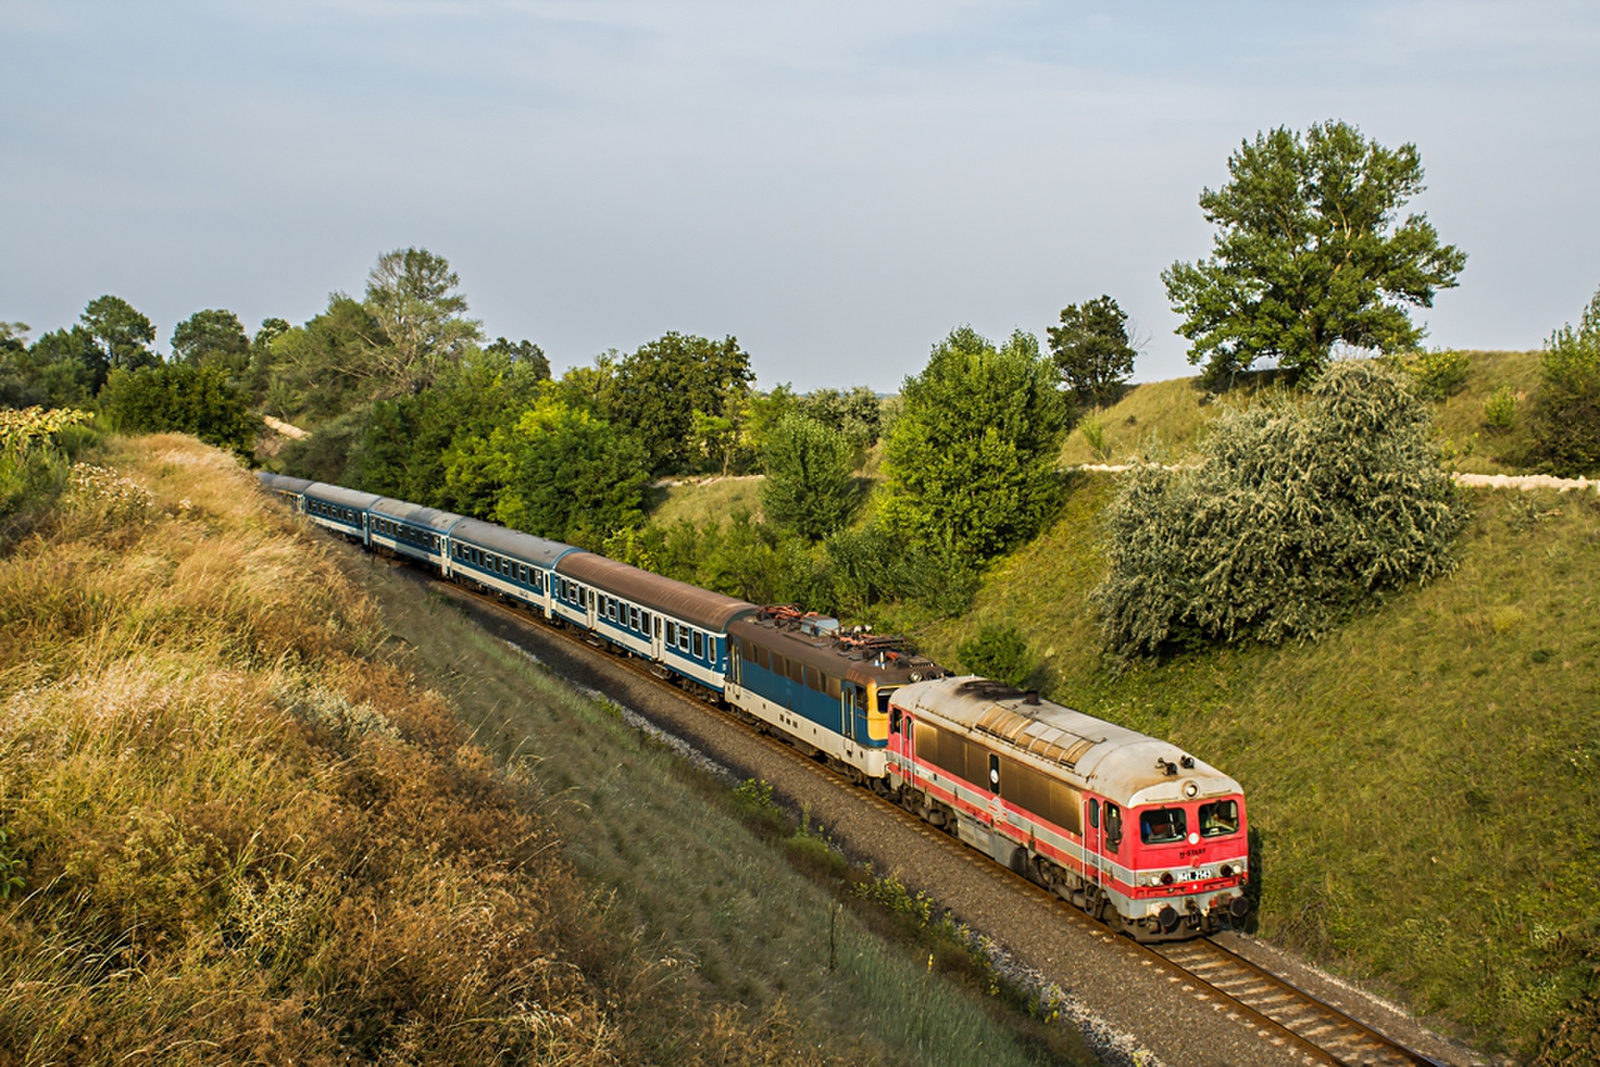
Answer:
[{"left": 886, "top": 676, "right": 1249, "bottom": 941}]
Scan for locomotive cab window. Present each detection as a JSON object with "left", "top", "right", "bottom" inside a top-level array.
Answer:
[
  {"left": 1139, "top": 808, "right": 1187, "bottom": 845},
  {"left": 1199, "top": 799, "right": 1239, "bottom": 837}
]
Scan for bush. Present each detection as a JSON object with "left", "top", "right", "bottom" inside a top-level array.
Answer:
[
  {"left": 1528, "top": 286, "right": 1600, "bottom": 477},
  {"left": 1483, "top": 384, "right": 1519, "bottom": 432},
  {"left": 1094, "top": 360, "right": 1465, "bottom": 657},
  {"left": 0, "top": 406, "right": 96, "bottom": 546},
  {"left": 99, "top": 363, "right": 258, "bottom": 454},
  {"left": 956, "top": 623, "right": 1037, "bottom": 688}
]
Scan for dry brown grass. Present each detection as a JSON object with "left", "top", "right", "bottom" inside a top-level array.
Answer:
[{"left": 0, "top": 434, "right": 813, "bottom": 1066}]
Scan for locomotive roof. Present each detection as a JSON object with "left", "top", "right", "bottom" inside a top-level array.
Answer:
[
  {"left": 257, "top": 472, "right": 313, "bottom": 494},
  {"left": 557, "top": 553, "right": 757, "bottom": 632},
  {"left": 728, "top": 612, "right": 945, "bottom": 687},
  {"left": 892, "top": 676, "right": 1242, "bottom": 807},
  {"left": 370, "top": 497, "right": 466, "bottom": 533},
  {"left": 450, "top": 518, "right": 581, "bottom": 569},
  {"left": 303, "top": 482, "right": 383, "bottom": 510}
]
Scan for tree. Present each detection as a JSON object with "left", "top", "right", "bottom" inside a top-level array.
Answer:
[
  {"left": 495, "top": 396, "right": 651, "bottom": 547},
  {"left": 1163, "top": 121, "right": 1467, "bottom": 387},
  {"left": 610, "top": 333, "right": 754, "bottom": 474},
  {"left": 1047, "top": 296, "right": 1137, "bottom": 406},
  {"left": 363, "top": 247, "right": 482, "bottom": 394},
  {"left": 18, "top": 327, "right": 98, "bottom": 407},
  {"left": 264, "top": 295, "right": 387, "bottom": 419},
  {"left": 1528, "top": 284, "right": 1600, "bottom": 476},
  {"left": 1093, "top": 360, "right": 1464, "bottom": 658},
  {"left": 485, "top": 337, "right": 551, "bottom": 381},
  {"left": 879, "top": 326, "right": 1067, "bottom": 562},
  {"left": 171, "top": 309, "right": 250, "bottom": 372},
  {"left": 759, "top": 413, "right": 858, "bottom": 542},
  {"left": 80, "top": 295, "right": 159, "bottom": 384}
]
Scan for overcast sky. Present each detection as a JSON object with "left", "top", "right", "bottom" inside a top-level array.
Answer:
[{"left": 2, "top": 1, "right": 1596, "bottom": 391}]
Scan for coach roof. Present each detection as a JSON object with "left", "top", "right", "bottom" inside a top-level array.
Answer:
[
  {"left": 450, "top": 518, "right": 581, "bottom": 569},
  {"left": 558, "top": 553, "right": 757, "bottom": 632},
  {"left": 370, "top": 497, "right": 466, "bottom": 533},
  {"left": 304, "top": 482, "right": 383, "bottom": 510}
]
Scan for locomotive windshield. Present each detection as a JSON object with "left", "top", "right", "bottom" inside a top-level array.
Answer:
[
  {"left": 1199, "top": 799, "right": 1240, "bottom": 837},
  {"left": 1139, "top": 807, "right": 1187, "bottom": 845}
]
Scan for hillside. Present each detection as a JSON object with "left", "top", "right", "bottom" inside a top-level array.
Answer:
[
  {"left": 1058, "top": 350, "right": 1545, "bottom": 474},
  {"left": 639, "top": 351, "right": 1596, "bottom": 1059},
  {"left": 0, "top": 435, "right": 1087, "bottom": 1066},
  {"left": 918, "top": 355, "right": 1598, "bottom": 1061}
]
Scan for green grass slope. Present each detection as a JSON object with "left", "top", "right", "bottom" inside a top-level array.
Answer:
[
  {"left": 1058, "top": 350, "right": 1544, "bottom": 473},
  {"left": 920, "top": 443, "right": 1599, "bottom": 1059}
]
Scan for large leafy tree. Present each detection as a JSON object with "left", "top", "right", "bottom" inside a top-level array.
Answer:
[
  {"left": 1163, "top": 121, "right": 1467, "bottom": 387},
  {"left": 265, "top": 296, "right": 387, "bottom": 420},
  {"left": 352, "top": 345, "right": 548, "bottom": 512},
  {"left": 879, "top": 326, "right": 1067, "bottom": 562},
  {"left": 485, "top": 337, "right": 551, "bottom": 381},
  {"left": 80, "top": 296, "right": 159, "bottom": 383},
  {"left": 15, "top": 327, "right": 97, "bottom": 408},
  {"left": 171, "top": 309, "right": 250, "bottom": 373},
  {"left": 495, "top": 396, "right": 650, "bottom": 548},
  {"left": 1047, "top": 295, "right": 1137, "bottom": 407},
  {"left": 1528, "top": 284, "right": 1600, "bottom": 476},
  {"left": 759, "top": 413, "right": 858, "bottom": 542},
  {"left": 363, "top": 247, "right": 483, "bottom": 395},
  {"left": 610, "top": 332, "right": 754, "bottom": 474}
]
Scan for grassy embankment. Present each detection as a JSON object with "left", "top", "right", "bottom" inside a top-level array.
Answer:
[
  {"left": 0, "top": 434, "right": 1090, "bottom": 1066},
  {"left": 911, "top": 352, "right": 1597, "bottom": 1060}
]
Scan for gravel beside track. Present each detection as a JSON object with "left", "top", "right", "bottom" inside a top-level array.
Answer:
[{"left": 387, "top": 560, "right": 1493, "bottom": 1067}]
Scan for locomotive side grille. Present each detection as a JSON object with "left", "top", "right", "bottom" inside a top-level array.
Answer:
[{"left": 973, "top": 704, "right": 1101, "bottom": 770}]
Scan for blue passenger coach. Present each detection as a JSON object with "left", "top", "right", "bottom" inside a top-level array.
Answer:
[
  {"left": 447, "top": 517, "right": 582, "bottom": 618},
  {"left": 258, "top": 473, "right": 312, "bottom": 512},
  {"left": 368, "top": 498, "right": 464, "bottom": 572},
  {"left": 555, "top": 552, "right": 756, "bottom": 695},
  {"left": 303, "top": 483, "right": 382, "bottom": 545}
]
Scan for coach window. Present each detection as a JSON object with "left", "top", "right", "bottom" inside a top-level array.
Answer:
[
  {"left": 630, "top": 606, "right": 640, "bottom": 631},
  {"left": 665, "top": 621, "right": 677, "bottom": 646},
  {"left": 692, "top": 631, "right": 704, "bottom": 660},
  {"left": 679, "top": 627, "right": 690, "bottom": 653}
]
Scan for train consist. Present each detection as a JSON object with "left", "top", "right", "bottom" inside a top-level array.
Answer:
[{"left": 260, "top": 472, "right": 1250, "bottom": 941}]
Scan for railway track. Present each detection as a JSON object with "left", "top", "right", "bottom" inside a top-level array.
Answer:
[
  {"left": 1146, "top": 938, "right": 1445, "bottom": 1066},
  {"left": 426, "top": 566, "right": 1459, "bottom": 1067}
]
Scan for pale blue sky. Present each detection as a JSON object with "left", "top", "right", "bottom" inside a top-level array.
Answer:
[{"left": 2, "top": 1, "right": 1596, "bottom": 390}]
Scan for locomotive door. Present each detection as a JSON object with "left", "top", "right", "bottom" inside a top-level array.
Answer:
[
  {"left": 1084, "top": 797, "right": 1104, "bottom": 890},
  {"left": 843, "top": 683, "right": 868, "bottom": 741}
]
